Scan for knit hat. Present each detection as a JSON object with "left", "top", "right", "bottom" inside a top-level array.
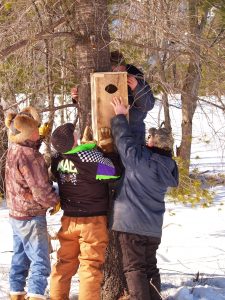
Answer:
[
  {"left": 110, "top": 50, "right": 126, "bottom": 66},
  {"left": 148, "top": 127, "right": 157, "bottom": 138},
  {"left": 148, "top": 127, "right": 174, "bottom": 150},
  {"left": 51, "top": 123, "right": 75, "bottom": 153},
  {"left": 5, "top": 106, "right": 40, "bottom": 144}
]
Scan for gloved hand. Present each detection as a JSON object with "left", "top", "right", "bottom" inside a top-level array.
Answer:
[
  {"left": 39, "top": 122, "right": 51, "bottom": 139},
  {"left": 81, "top": 125, "right": 96, "bottom": 144},
  {"left": 49, "top": 202, "right": 61, "bottom": 215},
  {"left": 98, "top": 127, "right": 114, "bottom": 153}
]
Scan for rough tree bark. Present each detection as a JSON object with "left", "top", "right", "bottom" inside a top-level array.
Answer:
[
  {"left": 178, "top": 0, "right": 208, "bottom": 171},
  {"left": 102, "top": 230, "right": 128, "bottom": 300},
  {"left": 73, "top": 0, "right": 111, "bottom": 135},
  {"left": 0, "top": 104, "right": 8, "bottom": 195}
]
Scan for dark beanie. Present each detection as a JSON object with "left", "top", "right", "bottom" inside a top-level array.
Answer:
[
  {"left": 110, "top": 50, "right": 126, "bottom": 66},
  {"left": 51, "top": 123, "right": 75, "bottom": 153}
]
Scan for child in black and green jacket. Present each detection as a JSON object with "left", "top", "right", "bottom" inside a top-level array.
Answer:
[{"left": 49, "top": 123, "right": 119, "bottom": 300}]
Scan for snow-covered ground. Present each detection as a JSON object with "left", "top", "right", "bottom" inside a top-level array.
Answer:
[
  {"left": 1, "top": 96, "right": 225, "bottom": 299},
  {"left": 160, "top": 187, "right": 225, "bottom": 300},
  {"left": 1, "top": 188, "right": 225, "bottom": 300}
]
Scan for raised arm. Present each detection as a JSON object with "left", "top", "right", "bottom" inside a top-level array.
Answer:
[
  {"left": 110, "top": 97, "right": 141, "bottom": 166},
  {"left": 130, "top": 77, "right": 155, "bottom": 111}
]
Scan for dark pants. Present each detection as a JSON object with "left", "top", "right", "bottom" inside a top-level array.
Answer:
[{"left": 118, "top": 232, "right": 162, "bottom": 300}]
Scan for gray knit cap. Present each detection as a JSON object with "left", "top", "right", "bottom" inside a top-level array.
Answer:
[
  {"left": 148, "top": 127, "right": 174, "bottom": 150},
  {"left": 51, "top": 123, "right": 75, "bottom": 153}
]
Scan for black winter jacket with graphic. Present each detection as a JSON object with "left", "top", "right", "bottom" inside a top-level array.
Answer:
[{"left": 51, "top": 143, "right": 119, "bottom": 217}]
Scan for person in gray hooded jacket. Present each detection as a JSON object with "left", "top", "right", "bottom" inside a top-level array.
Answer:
[
  {"left": 110, "top": 50, "right": 155, "bottom": 145},
  {"left": 110, "top": 96, "right": 179, "bottom": 300}
]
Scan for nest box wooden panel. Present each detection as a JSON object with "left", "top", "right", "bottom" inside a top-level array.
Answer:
[{"left": 91, "top": 72, "right": 128, "bottom": 142}]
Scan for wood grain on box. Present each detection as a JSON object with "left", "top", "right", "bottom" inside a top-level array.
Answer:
[{"left": 91, "top": 72, "right": 128, "bottom": 143}]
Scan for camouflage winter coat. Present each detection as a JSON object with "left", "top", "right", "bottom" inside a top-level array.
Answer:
[{"left": 5, "top": 141, "right": 60, "bottom": 219}]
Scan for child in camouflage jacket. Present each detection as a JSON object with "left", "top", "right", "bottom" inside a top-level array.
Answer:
[{"left": 5, "top": 106, "right": 60, "bottom": 300}]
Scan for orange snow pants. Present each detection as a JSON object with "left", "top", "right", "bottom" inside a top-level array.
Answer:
[{"left": 50, "top": 215, "right": 108, "bottom": 300}]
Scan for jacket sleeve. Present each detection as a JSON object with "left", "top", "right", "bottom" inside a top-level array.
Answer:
[
  {"left": 103, "top": 151, "right": 124, "bottom": 178},
  {"left": 132, "top": 80, "right": 155, "bottom": 111},
  {"left": 111, "top": 115, "right": 141, "bottom": 167},
  {"left": 19, "top": 152, "right": 60, "bottom": 208},
  {"left": 95, "top": 149, "right": 120, "bottom": 181},
  {"left": 50, "top": 154, "right": 59, "bottom": 180}
]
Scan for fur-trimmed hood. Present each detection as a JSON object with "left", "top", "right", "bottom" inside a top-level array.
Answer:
[{"left": 5, "top": 106, "right": 40, "bottom": 144}]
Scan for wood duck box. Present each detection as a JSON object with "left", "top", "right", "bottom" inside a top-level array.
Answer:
[{"left": 91, "top": 72, "right": 128, "bottom": 143}]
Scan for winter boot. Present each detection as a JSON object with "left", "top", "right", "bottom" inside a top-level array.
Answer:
[{"left": 10, "top": 295, "right": 26, "bottom": 300}]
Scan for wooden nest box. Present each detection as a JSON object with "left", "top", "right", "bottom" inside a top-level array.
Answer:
[{"left": 91, "top": 72, "right": 128, "bottom": 143}]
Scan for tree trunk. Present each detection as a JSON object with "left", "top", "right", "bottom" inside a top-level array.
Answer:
[
  {"left": 162, "top": 92, "right": 172, "bottom": 131},
  {"left": 0, "top": 104, "right": 8, "bottom": 195},
  {"left": 44, "top": 39, "right": 55, "bottom": 161},
  {"left": 178, "top": 0, "right": 208, "bottom": 171},
  {"left": 158, "top": 54, "right": 172, "bottom": 132},
  {"left": 74, "top": 0, "right": 111, "bottom": 135},
  {"left": 180, "top": 61, "right": 200, "bottom": 170},
  {"left": 73, "top": 2, "right": 126, "bottom": 299},
  {"left": 60, "top": 43, "right": 66, "bottom": 125},
  {"left": 101, "top": 231, "right": 128, "bottom": 300}
]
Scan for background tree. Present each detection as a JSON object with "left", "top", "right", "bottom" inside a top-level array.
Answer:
[
  {"left": 109, "top": 0, "right": 225, "bottom": 171},
  {"left": 1, "top": 0, "right": 225, "bottom": 171},
  {"left": 57, "top": 0, "right": 111, "bottom": 134}
]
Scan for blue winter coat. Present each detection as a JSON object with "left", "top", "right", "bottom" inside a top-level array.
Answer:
[
  {"left": 126, "top": 64, "right": 155, "bottom": 144},
  {"left": 111, "top": 115, "right": 179, "bottom": 238}
]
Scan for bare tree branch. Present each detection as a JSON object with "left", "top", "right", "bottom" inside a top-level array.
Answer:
[{"left": 0, "top": 16, "right": 67, "bottom": 59}]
